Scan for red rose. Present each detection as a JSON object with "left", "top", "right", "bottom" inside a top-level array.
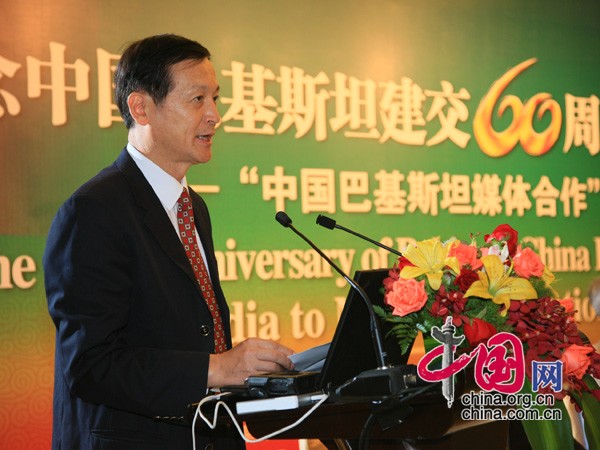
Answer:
[
  {"left": 485, "top": 224, "right": 519, "bottom": 256},
  {"left": 463, "top": 318, "right": 497, "bottom": 346}
]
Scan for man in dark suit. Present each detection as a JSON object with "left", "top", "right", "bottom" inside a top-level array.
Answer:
[{"left": 44, "top": 34, "right": 294, "bottom": 450}]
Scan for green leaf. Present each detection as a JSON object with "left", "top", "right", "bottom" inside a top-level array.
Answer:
[
  {"left": 581, "top": 375, "right": 600, "bottom": 450},
  {"left": 372, "top": 304, "right": 387, "bottom": 318},
  {"left": 520, "top": 378, "right": 573, "bottom": 450}
]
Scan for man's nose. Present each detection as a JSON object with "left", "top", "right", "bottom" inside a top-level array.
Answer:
[{"left": 207, "top": 99, "right": 221, "bottom": 125}]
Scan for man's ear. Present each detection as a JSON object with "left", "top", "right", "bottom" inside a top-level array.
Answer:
[{"left": 127, "top": 92, "right": 151, "bottom": 126}]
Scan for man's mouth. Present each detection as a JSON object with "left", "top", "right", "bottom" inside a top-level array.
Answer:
[{"left": 197, "top": 133, "right": 214, "bottom": 142}]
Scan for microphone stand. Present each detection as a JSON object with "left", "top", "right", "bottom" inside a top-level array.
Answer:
[
  {"left": 276, "top": 212, "right": 423, "bottom": 402},
  {"left": 276, "top": 211, "right": 387, "bottom": 369},
  {"left": 316, "top": 214, "right": 402, "bottom": 257}
]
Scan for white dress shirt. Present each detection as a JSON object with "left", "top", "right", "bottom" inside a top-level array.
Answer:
[{"left": 126, "top": 144, "right": 211, "bottom": 278}]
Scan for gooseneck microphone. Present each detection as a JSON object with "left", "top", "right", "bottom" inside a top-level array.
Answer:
[
  {"left": 276, "top": 211, "right": 425, "bottom": 401},
  {"left": 275, "top": 211, "right": 387, "bottom": 369},
  {"left": 316, "top": 214, "right": 402, "bottom": 257}
]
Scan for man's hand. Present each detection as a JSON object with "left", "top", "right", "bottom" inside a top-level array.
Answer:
[{"left": 207, "top": 338, "right": 295, "bottom": 387}]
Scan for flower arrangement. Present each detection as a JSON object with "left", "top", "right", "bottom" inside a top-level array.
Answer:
[{"left": 375, "top": 224, "right": 600, "bottom": 449}]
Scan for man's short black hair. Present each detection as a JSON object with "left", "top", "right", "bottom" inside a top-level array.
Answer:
[{"left": 114, "top": 34, "right": 211, "bottom": 129}]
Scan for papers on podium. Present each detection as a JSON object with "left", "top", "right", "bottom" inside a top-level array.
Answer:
[{"left": 289, "top": 342, "right": 330, "bottom": 372}]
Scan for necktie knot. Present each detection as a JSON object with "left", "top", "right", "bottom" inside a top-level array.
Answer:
[
  {"left": 177, "top": 188, "right": 195, "bottom": 237},
  {"left": 178, "top": 187, "right": 193, "bottom": 213}
]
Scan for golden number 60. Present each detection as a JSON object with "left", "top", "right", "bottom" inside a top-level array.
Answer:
[{"left": 473, "top": 58, "right": 562, "bottom": 158}]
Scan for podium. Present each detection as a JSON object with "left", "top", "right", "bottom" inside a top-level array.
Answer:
[
  {"left": 243, "top": 392, "right": 508, "bottom": 449},
  {"left": 194, "top": 379, "right": 512, "bottom": 450}
]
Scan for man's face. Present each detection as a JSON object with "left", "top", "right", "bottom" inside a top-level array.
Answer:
[{"left": 147, "top": 58, "right": 221, "bottom": 175}]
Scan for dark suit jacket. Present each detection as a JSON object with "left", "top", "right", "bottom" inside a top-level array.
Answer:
[{"left": 44, "top": 149, "right": 244, "bottom": 449}]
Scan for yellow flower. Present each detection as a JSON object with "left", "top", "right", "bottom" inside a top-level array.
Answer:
[
  {"left": 465, "top": 254, "right": 537, "bottom": 315},
  {"left": 400, "top": 238, "right": 460, "bottom": 290}
]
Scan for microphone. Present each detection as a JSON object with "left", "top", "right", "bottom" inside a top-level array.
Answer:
[
  {"left": 275, "top": 211, "right": 419, "bottom": 399},
  {"left": 316, "top": 214, "right": 402, "bottom": 257},
  {"left": 276, "top": 211, "right": 386, "bottom": 368}
]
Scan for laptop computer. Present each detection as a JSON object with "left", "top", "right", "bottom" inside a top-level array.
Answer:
[{"left": 244, "top": 268, "right": 413, "bottom": 397}]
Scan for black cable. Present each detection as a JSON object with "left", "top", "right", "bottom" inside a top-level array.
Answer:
[
  {"left": 356, "top": 383, "right": 439, "bottom": 449},
  {"left": 358, "top": 412, "right": 377, "bottom": 450}
]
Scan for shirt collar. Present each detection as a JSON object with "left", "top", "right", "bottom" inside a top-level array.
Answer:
[{"left": 126, "top": 143, "right": 186, "bottom": 211}]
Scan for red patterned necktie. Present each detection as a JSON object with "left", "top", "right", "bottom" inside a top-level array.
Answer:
[{"left": 176, "top": 187, "right": 226, "bottom": 353}]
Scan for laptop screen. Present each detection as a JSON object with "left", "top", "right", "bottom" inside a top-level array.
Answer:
[{"left": 317, "top": 268, "right": 412, "bottom": 390}]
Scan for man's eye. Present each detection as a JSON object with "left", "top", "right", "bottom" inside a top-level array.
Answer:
[
  {"left": 194, "top": 96, "right": 204, "bottom": 102},
  {"left": 213, "top": 96, "right": 219, "bottom": 103}
]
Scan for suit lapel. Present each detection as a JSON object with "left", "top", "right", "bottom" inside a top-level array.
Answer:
[
  {"left": 113, "top": 148, "right": 230, "bottom": 337},
  {"left": 114, "top": 149, "right": 199, "bottom": 289}
]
